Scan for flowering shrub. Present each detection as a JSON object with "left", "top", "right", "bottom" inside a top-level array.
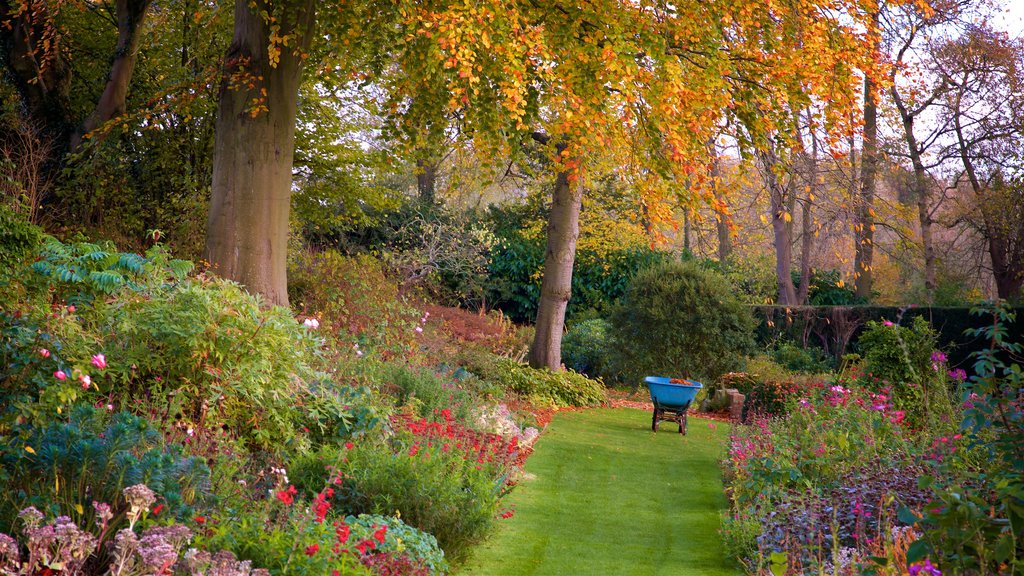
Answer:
[
  {"left": 857, "top": 316, "right": 956, "bottom": 426},
  {"left": 292, "top": 414, "right": 516, "bottom": 561},
  {"left": 287, "top": 249, "right": 420, "bottom": 357},
  {"left": 344, "top": 514, "right": 447, "bottom": 574}
]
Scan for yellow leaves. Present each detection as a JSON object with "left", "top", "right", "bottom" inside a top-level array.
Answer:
[
  {"left": 24, "top": 445, "right": 35, "bottom": 455},
  {"left": 782, "top": 212, "right": 792, "bottom": 223}
]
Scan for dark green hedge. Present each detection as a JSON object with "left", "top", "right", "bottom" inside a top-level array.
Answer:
[{"left": 753, "top": 305, "right": 1024, "bottom": 373}]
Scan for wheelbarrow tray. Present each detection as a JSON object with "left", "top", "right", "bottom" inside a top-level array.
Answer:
[{"left": 644, "top": 376, "right": 703, "bottom": 434}]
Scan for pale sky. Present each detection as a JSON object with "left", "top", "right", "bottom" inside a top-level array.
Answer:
[{"left": 995, "top": 0, "right": 1024, "bottom": 36}]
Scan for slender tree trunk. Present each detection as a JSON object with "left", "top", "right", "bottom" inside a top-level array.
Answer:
[
  {"left": 709, "top": 143, "right": 732, "bottom": 262},
  {"left": 529, "top": 148, "right": 581, "bottom": 370},
  {"left": 683, "top": 208, "right": 691, "bottom": 254},
  {"left": 891, "top": 86, "right": 937, "bottom": 302},
  {"left": 759, "top": 148, "right": 797, "bottom": 305},
  {"left": 204, "top": 0, "right": 315, "bottom": 306},
  {"left": 855, "top": 74, "right": 877, "bottom": 301},
  {"left": 70, "top": 0, "right": 152, "bottom": 149},
  {"left": 797, "top": 132, "right": 817, "bottom": 304}
]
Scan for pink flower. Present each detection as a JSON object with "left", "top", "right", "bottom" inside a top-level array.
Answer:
[
  {"left": 39, "top": 348, "right": 50, "bottom": 358},
  {"left": 67, "top": 305, "right": 76, "bottom": 313},
  {"left": 303, "top": 318, "right": 320, "bottom": 329},
  {"left": 882, "top": 320, "right": 894, "bottom": 327},
  {"left": 91, "top": 353, "right": 107, "bottom": 369},
  {"left": 80, "top": 374, "right": 92, "bottom": 389},
  {"left": 414, "top": 326, "right": 423, "bottom": 333},
  {"left": 54, "top": 370, "right": 67, "bottom": 381}
]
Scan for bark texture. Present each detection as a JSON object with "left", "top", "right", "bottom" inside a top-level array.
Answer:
[
  {"left": 204, "top": 0, "right": 315, "bottom": 306},
  {"left": 529, "top": 148, "right": 581, "bottom": 370},
  {"left": 855, "top": 75, "right": 877, "bottom": 301},
  {"left": 759, "top": 148, "right": 797, "bottom": 306},
  {"left": 416, "top": 158, "right": 438, "bottom": 204}
]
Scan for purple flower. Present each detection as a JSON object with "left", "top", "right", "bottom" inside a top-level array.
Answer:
[
  {"left": 947, "top": 368, "right": 967, "bottom": 383},
  {"left": 909, "top": 558, "right": 941, "bottom": 576}
]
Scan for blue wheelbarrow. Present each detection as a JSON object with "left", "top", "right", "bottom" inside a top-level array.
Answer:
[{"left": 644, "top": 376, "right": 703, "bottom": 434}]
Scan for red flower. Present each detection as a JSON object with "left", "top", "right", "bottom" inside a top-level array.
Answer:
[
  {"left": 194, "top": 516, "right": 205, "bottom": 524},
  {"left": 373, "top": 525, "right": 387, "bottom": 543},
  {"left": 305, "top": 544, "right": 319, "bottom": 556},
  {"left": 276, "top": 485, "right": 298, "bottom": 505},
  {"left": 152, "top": 504, "right": 164, "bottom": 516},
  {"left": 344, "top": 442, "right": 354, "bottom": 450},
  {"left": 355, "top": 539, "right": 374, "bottom": 555},
  {"left": 335, "top": 522, "right": 351, "bottom": 544}
]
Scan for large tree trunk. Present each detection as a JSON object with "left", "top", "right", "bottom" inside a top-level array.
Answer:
[
  {"left": 529, "top": 156, "right": 581, "bottom": 370},
  {"left": 855, "top": 75, "right": 877, "bottom": 301},
  {"left": 759, "top": 148, "right": 797, "bottom": 306},
  {"left": 416, "top": 157, "right": 438, "bottom": 205},
  {"left": 70, "top": 0, "right": 152, "bottom": 150},
  {"left": 204, "top": 0, "right": 315, "bottom": 306}
]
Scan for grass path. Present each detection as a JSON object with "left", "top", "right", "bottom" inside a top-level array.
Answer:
[{"left": 460, "top": 408, "right": 738, "bottom": 576}]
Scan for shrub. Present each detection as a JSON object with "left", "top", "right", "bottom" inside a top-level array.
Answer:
[
  {"left": 0, "top": 204, "right": 41, "bottom": 282},
  {"left": 857, "top": 316, "right": 954, "bottom": 426},
  {"left": 610, "top": 260, "right": 756, "bottom": 383},
  {"left": 772, "top": 341, "right": 833, "bottom": 374},
  {"left": 288, "top": 249, "right": 419, "bottom": 355},
  {"left": 561, "top": 318, "right": 613, "bottom": 380},
  {"left": 294, "top": 435, "right": 502, "bottom": 562},
  {"left": 365, "top": 362, "right": 484, "bottom": 424},
  {"left": 0, "top": 405, "right": 210, "bottom": 532},
  {"left": 345, "top": 514, "right": 448, "bottom": 574},
  {"left": 462, "top": 354, "right": 606, "bottom": 408},
  {"left": 721, "top": 357, "right": 819, "bottom": 420}
]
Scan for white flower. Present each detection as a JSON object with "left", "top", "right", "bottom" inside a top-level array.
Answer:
[{"left": 303, "top": 318, "right": 320, "bottom": 329}]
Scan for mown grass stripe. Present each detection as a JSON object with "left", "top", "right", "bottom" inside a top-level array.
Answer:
[{"left": 461, "top": 408, "right": 739, "bottom": 576}]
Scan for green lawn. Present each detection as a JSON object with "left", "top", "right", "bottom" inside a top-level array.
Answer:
[{"left": 460, "top": 408, "right": 739, "bottom": 576}]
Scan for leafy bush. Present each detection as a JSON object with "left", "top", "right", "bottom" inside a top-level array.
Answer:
[
  {"left": 462, "top": 354, "right": 605, "bottom": 408},
  {"left": 294, "top": 436, "right": 502, "bottom": 561},
  {"left": 0, "top": 204, "right": 41, "bottom": 279},
  {"left": 610, "top": 260, "right": 756, "bottom": 383},
  {"left": 561, "top": 318, "right": 613, "bottom": 380},
  {"left": 345, "top": 514, "right": 448, "bottom": 574},
  {"left": 720, "top": 358, "right": 818, "bottom": 420},
  {"left": 857, "top": 316, "right": 954, "bottom": 425},
  {"left": 288, "top": 249, "right": 419, "bottom": 355},
  {"left": 772, "top": 341, "right": 833, "bottom": 374},
  {"left": 0, "top": 406, "right": 210, "bottom": 531}
]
